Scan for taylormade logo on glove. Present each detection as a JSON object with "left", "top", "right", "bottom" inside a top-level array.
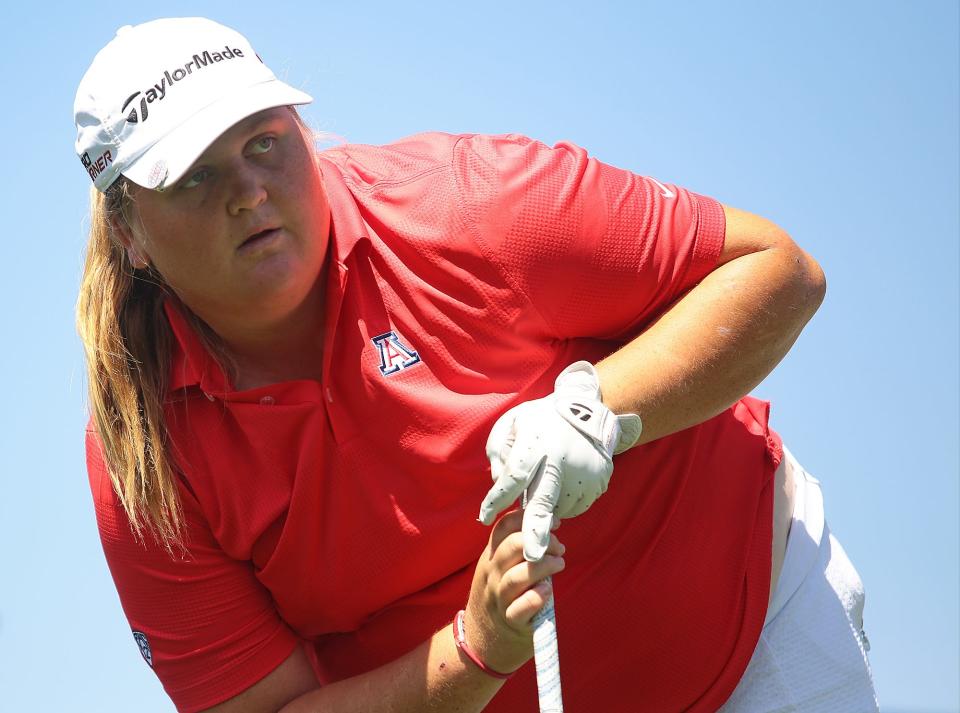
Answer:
[{"left": 479, "top": 361, "right": 642, "bottom": 561}]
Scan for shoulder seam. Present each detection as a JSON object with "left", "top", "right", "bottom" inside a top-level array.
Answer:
[{"left": 450, "top": 134, "right": 559, "bottom": 339}]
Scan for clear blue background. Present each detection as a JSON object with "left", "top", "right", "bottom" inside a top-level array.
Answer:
[{"left": 1, "top": 1, "right": 956, "bottom": 711}]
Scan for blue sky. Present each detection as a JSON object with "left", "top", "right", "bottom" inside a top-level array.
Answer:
[{"left": 1, "top": 1, "right": 956, "bottom": 711}]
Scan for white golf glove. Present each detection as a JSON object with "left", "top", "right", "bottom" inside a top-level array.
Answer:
[{"left": 479, "top": 361, "right": 642, "bottom": 561}]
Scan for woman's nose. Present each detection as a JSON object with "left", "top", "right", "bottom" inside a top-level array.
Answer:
[{"left": 226, "top": 167, "right": 267, "bottom": 215}]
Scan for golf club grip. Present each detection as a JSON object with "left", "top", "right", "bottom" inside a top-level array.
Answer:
[{"left": 531, "top": 575, "right": 563, "bottom": 712}]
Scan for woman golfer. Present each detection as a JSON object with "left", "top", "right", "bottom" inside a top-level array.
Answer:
[{"left": 75, "top": 17, "right": 878, "bottom": 713}]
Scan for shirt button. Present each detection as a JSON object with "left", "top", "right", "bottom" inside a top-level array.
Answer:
[
  {"left": 204, "top": 392, "right": 215, "bottom": 401},
  {"left": 325, "top": 387, "right": 334, "bottom": 403},
  {"left": 260, "top": 395, "right": 276, "bottom": 406}
]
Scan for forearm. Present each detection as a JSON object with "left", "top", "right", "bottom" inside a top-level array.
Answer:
[
  {"left": 597, "top": 241, "right": 825, "bottom": 444},
  {"left": 280, "top": 624, "right": 507, "bottom": 713}
]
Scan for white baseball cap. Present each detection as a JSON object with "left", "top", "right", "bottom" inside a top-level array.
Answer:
[{"left": 74, "top": 17, "right": 313, "bottom": 192}]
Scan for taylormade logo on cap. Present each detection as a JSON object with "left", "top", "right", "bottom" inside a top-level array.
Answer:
[
  {"left": 122, "top": 45, "right": 245, "bottom": 124},
  {"left": 73, "top": 17, "right": 312, "bottom": 192}
]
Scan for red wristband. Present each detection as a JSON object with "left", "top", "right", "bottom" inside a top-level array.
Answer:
[{"left": 452, "top": 609, "right": 515, "bottom": 679}]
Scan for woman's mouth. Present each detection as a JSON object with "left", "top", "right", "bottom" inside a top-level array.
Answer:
[{"left": 238, "top": 228, "right": 281, "bottom": 252}]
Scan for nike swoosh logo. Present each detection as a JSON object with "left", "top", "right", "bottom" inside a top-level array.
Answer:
[{"left": 649, "top": 177, "right": 676, "bottom": 199}]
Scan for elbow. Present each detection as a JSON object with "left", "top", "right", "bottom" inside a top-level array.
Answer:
[
  {"left": 781, "top": 236, "right": 826, "bottom": 319},
  {"left": 760, "top": 223, "right": 826, "bottom": 319},
  {"left": 797, "top": 247, "right": 827, "bottom": 315}
]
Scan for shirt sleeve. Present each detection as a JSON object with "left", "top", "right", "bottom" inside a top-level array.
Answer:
[
  {"left": 452, "top": 133, "right": 725, "bottom": 340},
  {"left": 86, "top": 427, "right": 300, "bottom": 712}
]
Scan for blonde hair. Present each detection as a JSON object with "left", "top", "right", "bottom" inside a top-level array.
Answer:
[{"left": 77, "top": 179, "right": 184, "bottom": 547}]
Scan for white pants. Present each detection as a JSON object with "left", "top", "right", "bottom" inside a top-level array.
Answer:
[{"left": 719, "top": 448, "right": 879, "bottom": 712}]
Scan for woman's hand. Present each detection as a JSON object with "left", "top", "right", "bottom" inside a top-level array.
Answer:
[
  {"left": 462, "top": 510, "right": 566, "bottom": 676},
  {"left": 480, "top": 361, "right": 641, "bottom": 561}
]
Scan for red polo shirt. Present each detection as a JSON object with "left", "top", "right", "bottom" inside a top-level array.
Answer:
[{"left": 87, "top": 132, "right": 782, "bottom": 712}]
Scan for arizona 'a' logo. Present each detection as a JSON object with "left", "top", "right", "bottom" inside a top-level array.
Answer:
[{"left": 371, "top": 331, "right": 421, "bottom": 376}]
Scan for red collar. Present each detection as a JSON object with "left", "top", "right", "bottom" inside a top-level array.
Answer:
[
  {"left": 318, "top": 155, "right": 369, "bottom": 265},
  {"left": 164, "top": 300, "right": 230, "bottom": 395}
]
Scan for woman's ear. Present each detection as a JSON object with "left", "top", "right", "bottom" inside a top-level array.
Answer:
[{"left": 109, "top": 213, "right": 151, "bottom": 270}]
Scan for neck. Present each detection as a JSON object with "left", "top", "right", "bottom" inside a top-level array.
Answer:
[{"left": 214, "top": 274, "right": 327, "bottom": 391}]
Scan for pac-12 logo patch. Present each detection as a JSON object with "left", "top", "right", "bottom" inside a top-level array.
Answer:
[
  {"left": 132, "top": 630, "right": 153, "bottom": 668},
  {"left": 371, "top": 331, "right": 421, "bottom": 376}
]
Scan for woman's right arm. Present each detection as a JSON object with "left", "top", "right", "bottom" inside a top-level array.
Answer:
[
  {"left": 205, "top": 623, "right": 504, "bottom": 713},
  {"left": 206, "top": 510, "right": 565, "bottom": 713}
]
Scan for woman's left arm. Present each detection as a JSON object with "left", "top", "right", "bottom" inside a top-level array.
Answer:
[{"left": 596, "top": 203, "right": 826, "bottom": 445}]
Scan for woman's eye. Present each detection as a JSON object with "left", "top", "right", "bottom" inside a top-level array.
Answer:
[
  {"left": 181, "top": 168, "right": 209, "bottom": 189},
  {"left": 250, "top": 136, "right": 275, "bottom": 155}
]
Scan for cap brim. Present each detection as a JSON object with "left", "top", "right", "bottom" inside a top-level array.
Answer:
[{"left": 122, "top": 79, "right": 313, "bottom": 190}]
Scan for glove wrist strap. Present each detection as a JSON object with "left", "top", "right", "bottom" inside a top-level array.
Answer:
[{"left": 554, "top": 361, "right": 642, "bottom": 455}]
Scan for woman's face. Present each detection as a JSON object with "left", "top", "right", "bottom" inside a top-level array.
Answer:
[{"left": 119, "top": 107, "right": 331, "bottom": 333}]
